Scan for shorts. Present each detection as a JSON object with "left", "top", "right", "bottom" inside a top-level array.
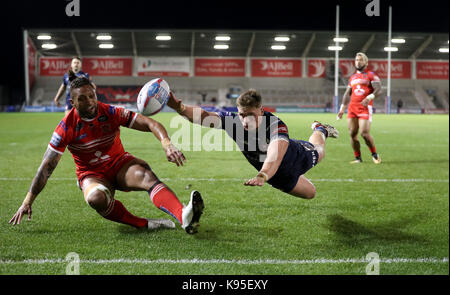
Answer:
[
  {"left": 77, "top": 152, "right": 136, "bottom": 190},
  {"left": 267, "top": 140, "right": 319, "bottom": 193},
  {"left": 347, "top": 103, "right": 373, "bottom": 122}
]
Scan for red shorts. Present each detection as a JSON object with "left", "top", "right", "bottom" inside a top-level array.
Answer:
[
  {"left": 77, "top": 152, "right": 136, "bottom": 189},
  {"left": 347, "top": 103, "right": 373, "bottom": 122}
]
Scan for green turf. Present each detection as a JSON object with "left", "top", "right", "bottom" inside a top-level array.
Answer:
[{"left": 0, "top": 112, "right": 448, "bottom": 275}]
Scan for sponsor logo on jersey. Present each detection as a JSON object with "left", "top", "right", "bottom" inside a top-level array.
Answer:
[
  {"left": 351, "top": 78, "right": 370, "bottom": 86},
  {"left": 50, "top": 132, "right": 62, "bottom": 147},
  {"left": 354, "top": 85, "right": 366, "bottom": 96},
  {"left": 75, "top": 133, "right": 87, "bottom": 141},
  {"left": 89, "top": 151, "right": 111, "bottom": 164},
  {"left": 300, "top": 141, "right": 315, "bottom": 151},
  {"left": 58, "top": 120, "right": 68, "bottom": 132},
  {"left": 98, "top": 115, "right": 108, "bottom": 122}
]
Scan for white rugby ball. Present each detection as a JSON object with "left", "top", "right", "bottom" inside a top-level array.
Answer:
[{"left": 137, "top": 78, "right": 170, "bottom": 116}]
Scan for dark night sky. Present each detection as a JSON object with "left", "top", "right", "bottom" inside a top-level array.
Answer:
[{"left": 0, "top": 0, "right": 448, "bottom": 102}]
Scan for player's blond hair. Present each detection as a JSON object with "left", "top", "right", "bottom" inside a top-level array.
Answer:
[
  {"left": 237, "top": 89, "right": 262, "bottom": 109},
  {"left": 356, "top": 52, "right": 369, "bottom": 63}
]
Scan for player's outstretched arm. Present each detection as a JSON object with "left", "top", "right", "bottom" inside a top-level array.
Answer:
[
  {"left": 53, "top": 83, "right": 66, "bottom": 107},
  {"left": 166, "top": 92, "right": 222, "bottom": 128},
  {"left": 9, "top": 148, "right": 62, "bottom": 225},
  {"left": 337, "top": 86, "right": 352, "bottom": 119},
  {"left": 131, "top": 113, "right": 186, "bottom": 166},
  {"left": 244, "top": 139, "right": 289, "bottom": 187}
]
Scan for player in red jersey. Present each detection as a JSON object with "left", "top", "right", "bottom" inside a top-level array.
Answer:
[
  {"left": 9, "top": 73, "right": 204, "bottom": 234},
  {"left": 337, "top": 52, "right": 382, "bottom": 164}
]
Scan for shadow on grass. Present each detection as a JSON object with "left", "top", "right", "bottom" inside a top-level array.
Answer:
[
  {"left": 193, "top": 223, "right": 285, "bottom": 243},
  {"left": 116, "top": 222, "right": 285, "bottom": 244},
  {"left": 326, "top": 214, "right": 428, "bottom": 247},
  {"left": 118, "top": 225, "right": 180, "bottom": 235}
]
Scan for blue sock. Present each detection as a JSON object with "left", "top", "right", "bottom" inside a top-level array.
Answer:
[{"left": 315, "top": 126, "right": 328, "bottom": 138}]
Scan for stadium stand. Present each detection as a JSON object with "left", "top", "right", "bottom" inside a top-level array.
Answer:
[
  {"left": 30, "top": 75, "right": 448, "bottom": 114},
  {"left": 19, "top": 29, "right": 448, "bottom": 114}
]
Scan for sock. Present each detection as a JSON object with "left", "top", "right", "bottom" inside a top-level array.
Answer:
[
  {"left": 314, "top": 126, "right": 328, "bottom": 138},
  {"left": 354, "top": 151, "right": 361, "bottom": 159},
  {"left": 148, "top": 181, "right": 183, "bottom": 224},
  {"left": 369, "top": 146, "right": 377, "bottom": 154},
  {"left": 102, "top": 199, "right": 148, "bottom": 229}
]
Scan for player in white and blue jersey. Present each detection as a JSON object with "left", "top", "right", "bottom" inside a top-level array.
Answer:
[
  {"left": 167, "top": 89, "right": 338, "bottom": 199},
  {"left": 53, "top": 57, "right": 96, "bottom": 114}
]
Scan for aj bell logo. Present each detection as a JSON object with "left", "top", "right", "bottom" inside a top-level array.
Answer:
[
  {"left": 65, "top": 0, "right": 80, "bottom": 17},
  {"left": 365, "top": 0, "right": 380, "bottom": 17}
]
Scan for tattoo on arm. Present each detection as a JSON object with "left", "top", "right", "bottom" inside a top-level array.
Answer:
[
  {"left": 372, "top": 82, "right": 382, "bottom": 97},
  {"left": 29, "top": 148, "right": 61, "bottom": 196}
]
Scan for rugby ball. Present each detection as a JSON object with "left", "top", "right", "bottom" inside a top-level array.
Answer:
[{"left": 137, "top": 78, "right": 170, "bottom": 116}]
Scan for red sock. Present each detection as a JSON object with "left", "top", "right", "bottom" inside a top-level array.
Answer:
[
  {"left": 369, "top": 146, "right": 377, "bottom": 154},
  {"left": 148, "top": 182, "right": 183, "bottom": 224},
  {"left": 102, "top": 199, "right": 148, "bottom": 229},
  {"left": 354, "top": 150, "right": 361, "bottom": 158}
]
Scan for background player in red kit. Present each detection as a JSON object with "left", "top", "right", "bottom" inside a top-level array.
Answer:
[
  {"left": 337, "top": 52, "right": 382, "bottom": 164},
  {"left": 9, "top": 72, "right": 205, "bottom": 234}
]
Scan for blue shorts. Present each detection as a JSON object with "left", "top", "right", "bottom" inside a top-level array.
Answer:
[{"left": 267, "top": 140, "right": 319, "bottom": 193}]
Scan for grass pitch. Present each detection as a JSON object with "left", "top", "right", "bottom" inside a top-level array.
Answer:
[{"left": 0, "top": 112, "right": 448, "bottom": 275}]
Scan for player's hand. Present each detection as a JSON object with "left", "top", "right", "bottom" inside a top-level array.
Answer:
[
  {"left": 244, "top": 177, "right": 265, "bottom": 187},
  {"left": 165, "top": 144, "right": 186, "bottom": 167},
  {"left": 167, "top": 92, "right": 183, "bottom": 111},
  {"left": 9, "top": 203, "right": 32, "bottom": 226},
  {"left": 54, "top": 99, "right": 61, "bottom": 107},
  {"left": 361, "top": 98, "right": 370, "bottom": 107},
  {"left": 337, "top": 110, "right": 344, "bottom": 120}
]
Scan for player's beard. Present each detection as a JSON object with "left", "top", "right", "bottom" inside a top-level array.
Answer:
[
  {"left": 356, "top": 64, "right": 367, "bottom": 71},
  {"left": 79, "top": 104, "right": 98, "bottom": 119}
]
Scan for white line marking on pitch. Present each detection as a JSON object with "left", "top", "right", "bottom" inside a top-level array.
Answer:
[
  {"left": 0, "top": 257, "right": 448, "bottom": 265},
  {"left": 0, "top": 177, "right": 448, "bottom": 183}
]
